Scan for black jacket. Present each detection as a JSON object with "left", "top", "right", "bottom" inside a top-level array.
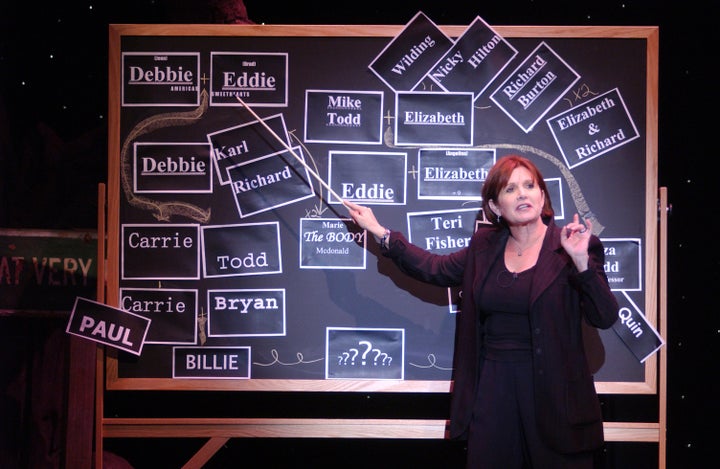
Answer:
[{"left": 382, "top": 219, "right": 618, "bottom": 453}]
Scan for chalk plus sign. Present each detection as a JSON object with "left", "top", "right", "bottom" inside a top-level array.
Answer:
[{"left": 384, "top": 110, "right": 395, "bottom": 125}]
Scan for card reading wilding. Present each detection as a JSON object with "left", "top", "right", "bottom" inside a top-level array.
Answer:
[{"left": 368, "top": 11, "right": 454, "bottom": 92}]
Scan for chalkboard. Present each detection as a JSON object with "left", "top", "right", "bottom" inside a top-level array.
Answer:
[{"left": 106, "top": 20, "right": 659, "bottom": 395}]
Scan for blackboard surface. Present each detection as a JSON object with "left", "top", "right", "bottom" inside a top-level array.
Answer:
[{"left": 106, "top": 23, "right": 658, "bottom": 394}]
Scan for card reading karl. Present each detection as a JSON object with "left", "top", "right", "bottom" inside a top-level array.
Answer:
[{"left": 207, "top": 114, "right": 291, "bottom": 186}]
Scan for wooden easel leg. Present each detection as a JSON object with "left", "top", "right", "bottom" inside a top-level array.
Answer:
[{"left": 181, "top": 437, "right": 231, "bottom": 469}]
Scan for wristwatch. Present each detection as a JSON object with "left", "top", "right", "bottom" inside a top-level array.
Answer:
[{"left": 380, "top": 228, "right": 391, "bottom": 248}]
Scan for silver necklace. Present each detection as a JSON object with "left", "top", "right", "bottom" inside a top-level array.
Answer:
[{"left": 510, "top": 234, "right": 543, "bottom": 256}]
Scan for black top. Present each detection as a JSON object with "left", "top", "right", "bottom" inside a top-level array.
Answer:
[{"left": 478, "top": 256, "right": 535, "bottom": 361}]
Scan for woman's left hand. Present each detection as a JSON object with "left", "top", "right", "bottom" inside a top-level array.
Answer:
[{"left": 561, "top": 213, "right": 591, "bottom": 271}]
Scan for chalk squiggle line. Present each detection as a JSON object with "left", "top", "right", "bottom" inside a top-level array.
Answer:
[
  {"left": 475, "top": 143, "right": 604, "bottom": 235},
  {"left": 119, "top": 90, "right": 212, "bottom": 222},
  {"left": 408, "top": 353, "right": 453, "bottom": 371},
  {"left": 253, "top": 349, "right": 324, "bottom": 367}
]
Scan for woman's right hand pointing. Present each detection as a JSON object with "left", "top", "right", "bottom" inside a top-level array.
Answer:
[{"left": 344, "top": 200, "right": 387, "bottom": 239}]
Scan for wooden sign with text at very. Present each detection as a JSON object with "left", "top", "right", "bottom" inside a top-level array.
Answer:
[{"left": 0, "top": 229, "right": 97, "bottom": 315}]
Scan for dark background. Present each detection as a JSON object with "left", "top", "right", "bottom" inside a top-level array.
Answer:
[{"left": 0, "top": 1, "right": 715, "bottom": 468}]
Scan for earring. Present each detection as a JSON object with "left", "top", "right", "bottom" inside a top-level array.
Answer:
[{"left": 497, "top": 214, "right": 502, "bottom": 224}]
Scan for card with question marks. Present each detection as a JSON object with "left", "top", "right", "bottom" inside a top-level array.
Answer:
[{"left": 326, "top": 327, "right": 404, "bottom": 380}]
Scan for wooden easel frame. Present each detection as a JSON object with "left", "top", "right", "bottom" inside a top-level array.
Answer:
[{"left": 94, "top": 24, "right": 665, "bottom": 468}]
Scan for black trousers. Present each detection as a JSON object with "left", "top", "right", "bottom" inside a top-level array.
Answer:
[{"left": 465, "top": 357, "right": 595, "bottom": 469}]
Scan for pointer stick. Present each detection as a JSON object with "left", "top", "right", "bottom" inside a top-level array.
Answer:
[{"left": 235, "top": 95, "right": 348, "bottom": 208}]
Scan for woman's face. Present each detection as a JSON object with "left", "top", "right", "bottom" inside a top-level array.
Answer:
[{"left": 491, "top": 166, "right": 544, "bottom": 227}]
